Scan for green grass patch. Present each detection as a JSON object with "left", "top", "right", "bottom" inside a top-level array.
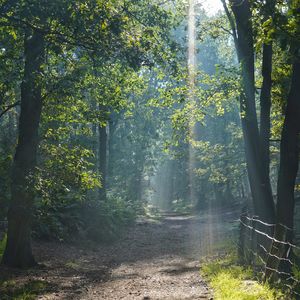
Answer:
[
  {"left": 0, "top": 233, "right": 7, "bottom": 258},
  {"left": 0, "top": 279, "right": 49, "bottom": 300},
  {"left": 201, "top": 254, "right": 284, "bottom": 300}
]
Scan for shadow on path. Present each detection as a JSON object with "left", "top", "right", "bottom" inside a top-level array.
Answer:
[{"left": 0, "top": 210, "right": 238, "bottom": 299}]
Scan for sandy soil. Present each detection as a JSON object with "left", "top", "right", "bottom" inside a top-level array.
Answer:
[{"left": 0, "top": 212, "right": 236, "bottom": 299}]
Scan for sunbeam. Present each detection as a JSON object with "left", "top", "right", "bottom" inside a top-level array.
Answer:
[{"left": 188, "top": 0, "right": 197, "bottom": 206}]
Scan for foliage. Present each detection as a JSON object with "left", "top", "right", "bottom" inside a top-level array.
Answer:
[
  {"left": 82, "top": 195, "right": 137, "bottom": 243},
  {"left": 0, "top": 280, "right": 49, "bottom": 300},
  {"left": 144, "top": 204, "right": 162, "bottom": 219},
  {"left": 33, "top": 192, "right": 137, "bottom": 242},
  {"left": 0, "top": 150, "right": 12, "bottom": 219},
  {"left": 202, "top": 254, "right": 284, "bottom": 300},
  {"left": 0, "top": 0, "right": 183, "bottom": 242},
  {"left": 0, "top": 233, "right": 7, "bottom": 258},
  {"left": 171, "top": 198, "right": 193, "bottom": 213}
]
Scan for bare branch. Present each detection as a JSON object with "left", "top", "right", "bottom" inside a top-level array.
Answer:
[
  {"left": 219, "top": 25, "right": 234, "bottom": 36},
  {"left": 0, "top": 101, "right": 20, "bottom": 118},
  {"left": 220, "top": 0, "right": 238, "bottom": 53}
]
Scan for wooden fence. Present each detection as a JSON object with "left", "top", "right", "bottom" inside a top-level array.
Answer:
[{"left": 238, "top": 213, "right": 300, "bottom": 298}]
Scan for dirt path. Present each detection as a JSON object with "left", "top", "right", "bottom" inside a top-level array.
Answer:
[
  {"left": 80, "top": 214, "right": 216, "bottom": 300},
  {"left": 0, "top": 212, "right": 235, "bottom": 299}
]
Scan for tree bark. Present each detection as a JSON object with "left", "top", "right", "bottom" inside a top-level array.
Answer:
[
  {"left": 107, "top": 113, "right": 117, "bottom": 186},
  {"left": 276, "top": 61, "right": 300, "bottom": 238},
  {"left": 99, "top": 124, "right": 107, "bottom": 200},
  {"left": 265, "top": 61, "right": 300, "bottom": 280},
  {"left": 229, "top": 0, "right": 275, "bottom": 222},
  {"left": 259, "top": 43, "right": 273, "bottom": 193},
  {"left": 259, "top": 0, "right": 275, "bottom": 203},
  {"left": 2, "top": 29, "right": 45, "bottom": 268}
]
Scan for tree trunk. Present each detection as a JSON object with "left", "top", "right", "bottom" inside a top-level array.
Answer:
[
  {"left": 265, "top": 61, "right": 300, "bottom": 280},
  {"left": 99, "top": 124, "right": 107, "bottom": 200},
  {"left": 276, "top": 61, "right": 300, "bottom": 239},
  {"left": 2, "top": 29, "right": 45, "bottom": 268},
  {"left": 230, "top": 0, "right": 275, "bottom": 222},
  {"left": 107, "top": 114, "right": 117, "bottom": 187},
  {"left": 259, "top": 0, "right": 275, "bottom": 203},
  {"left": 259, "top": 42, "right": 273, "bottom": 194}
]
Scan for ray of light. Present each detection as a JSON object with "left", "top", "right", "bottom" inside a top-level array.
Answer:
[{"left": 188, "top": 0, "right": 197, "bottom": 205}]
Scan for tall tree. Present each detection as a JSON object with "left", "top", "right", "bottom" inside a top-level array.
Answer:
[
  {"left": 222, "top": 0, "right": 275, "bottom": 222},
  {"left": 265, "top": 59, "right": 300, "bottom": 278},
  {"left": 259, "top": 0, "right": 275, "bottom": 194},
  {"left": 2, "top": 29, "right": 45, "bottom": 267}
]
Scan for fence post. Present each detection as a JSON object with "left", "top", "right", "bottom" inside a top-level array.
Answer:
[
  {"left": 238, "top": 212, "right": 247, "bottom": 264},
  {"left": 249, "top": 216, "right": 258, "bottom": 265},
  {"left": 264, "top": 223, "right": 287, "bottom": 282}
]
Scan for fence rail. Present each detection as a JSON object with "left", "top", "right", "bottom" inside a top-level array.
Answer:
[{"left": 238, "top": 213, "right": 300, "bottom": 298}]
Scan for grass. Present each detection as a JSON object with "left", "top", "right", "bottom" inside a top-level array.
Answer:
[
  {"left": 0, "top": 279, "right": 49, "bottom": 300},
  {"left": 0, "top": 235, "right": 51, "bottom": 299},
  {"left": 0, "top": 233, "right": 7, "bottom": 258},
  {"left": 201, "top": 253, "right": 285, "bottom": 300}
]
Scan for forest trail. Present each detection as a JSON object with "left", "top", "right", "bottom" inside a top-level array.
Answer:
[
  {"left": 79, "top": 213, "right": 219, "bottom": 300},
  {"left": 1, "top": 211, "right": 234, "bottom": 299}
]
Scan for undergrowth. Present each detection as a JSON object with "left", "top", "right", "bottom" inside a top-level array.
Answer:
[
  {"left": 0, "top": 236, "right": 50, "bottom": 299},
  {"left": 201, "top": 251, "right": 286, "bottom": 300},
  {"left": 171, "top": 198, "right": 193, "bottom": 214},
  {"left": 144, "top": 204, "right": 162, "bottom": 220},
  {"left": 0, "top": 233, "right": 7, "bottom": 258},
  {"left": 33, "top": 195, "right": 137, "bottom": 243},
  {"left": 0, "top": 280, "right": 49, "bottom": 300}
]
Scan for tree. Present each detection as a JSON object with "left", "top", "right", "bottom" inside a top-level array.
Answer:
[
  {"left": 265, "top": 0, "right": 300, "bottom": 277},
  {"left": 258, "top": 0, "right": 275, "bottom": 188},
  {"left": 222, "top": 0, "right": 275, "bottom": 222},
  {"left": 0, "top": 0, "right": 180, "bottom": 267},
  {"left": 2, "top": 29, "right": 45, "bottom": 267}
]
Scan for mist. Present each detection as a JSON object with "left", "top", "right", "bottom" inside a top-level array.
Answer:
[{"left": 0, "top": 0, "right": 299, "bottom": 299}]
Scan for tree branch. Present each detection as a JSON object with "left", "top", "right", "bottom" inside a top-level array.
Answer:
[
  {"left": 219, "top": 25, "right": 234, "bottom": 36},
  {"left": 0, "top": 101, "right": 20, "bottom": 118},
  {"left": 220, "top": 0, "right": 239, "bottom": 53}
]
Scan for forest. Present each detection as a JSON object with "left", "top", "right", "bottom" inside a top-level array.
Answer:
[{"left": 0, "top": 0, "right": 299, "bottom": 299}]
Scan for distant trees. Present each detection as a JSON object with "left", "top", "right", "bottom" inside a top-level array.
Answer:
[{"left": 160, "top": 6, "right": 248, "bottom": 210}]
